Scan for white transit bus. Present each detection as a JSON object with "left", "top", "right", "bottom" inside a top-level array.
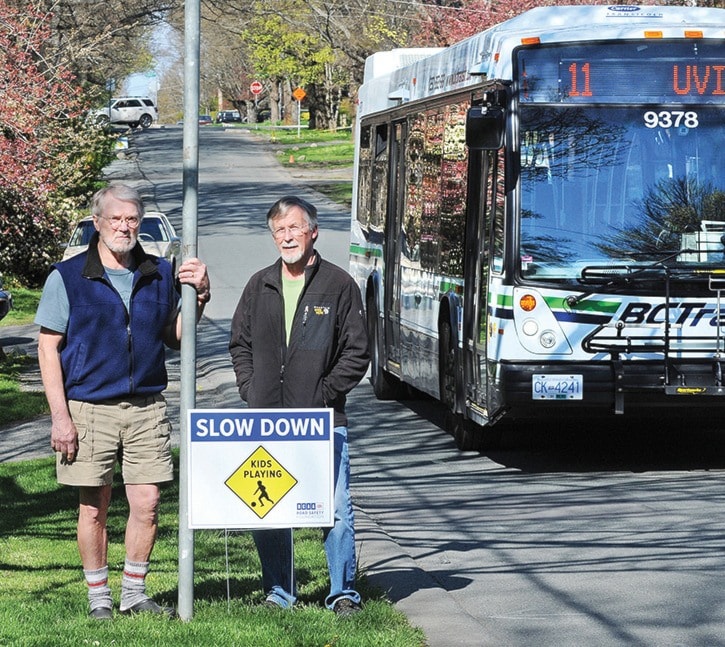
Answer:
[{"left": 349, "top": 4, "right": 725, "bottom": 449}]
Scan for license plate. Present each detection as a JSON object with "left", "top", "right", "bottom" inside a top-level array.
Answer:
[{"left": 532, "top": 374, "right": 583, "bottom": 400}]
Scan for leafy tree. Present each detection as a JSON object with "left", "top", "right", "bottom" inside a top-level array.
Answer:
[
  {"left": 0, "top": 0, "right": 113, "bottom": 286},
  {"left": 24, "top": 0, "right": 177, "bottom": 95},
  {"left": 190, "top": 0, "right": 419, "bottom": 130},
  {"left": 243, "top": 9, "right": 337, "bottom": 125}
]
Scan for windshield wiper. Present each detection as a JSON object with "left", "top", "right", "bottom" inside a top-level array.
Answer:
[{"left": 566, "top": 251, "right": 683, "bottom": 307}]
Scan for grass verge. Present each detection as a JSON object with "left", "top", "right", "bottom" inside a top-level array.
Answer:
[
  {"left": 308, "top": 183, "right": 353, "bottom": 208},
  {"left": 266, "top": 127, "right": 353, "bottom": 146},
  {"left": 0, "top": 353, "right": 49, "bottom": 424},
  {"left": 278, "top": 142, "right": 354, "bottom": 168},
  {"left": 269, "top": 129, "right": 354, "bottom": 207},
  {"left": 0, "top": 280, "right": 41, "bottom": 327},
  {"left": 0, "top": 454, "right": 425, "bottom": 646}
]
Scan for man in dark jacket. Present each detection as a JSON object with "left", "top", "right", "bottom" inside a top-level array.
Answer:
[
  {"left": 229, "top": 196, "right": 369, "bottom": 616},
  {"left": 36, "top": 183, "right": 211, "bottom": 620}
]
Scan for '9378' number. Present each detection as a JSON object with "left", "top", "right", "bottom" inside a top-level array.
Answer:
[{"left": 644, "top": 110, "right": 699, "bottom": 129}]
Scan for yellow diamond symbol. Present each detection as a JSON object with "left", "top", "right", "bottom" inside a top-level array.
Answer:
[{"left": 225, "top": 446, "right": 298, "bottom": 518}]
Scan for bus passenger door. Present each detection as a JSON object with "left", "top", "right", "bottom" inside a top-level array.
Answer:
[
  {"left": 383, "top": 120, "right": 406, "bottom": 366},
  {"left": 462, "top": 148, "right": 490, "bottom": 417}
]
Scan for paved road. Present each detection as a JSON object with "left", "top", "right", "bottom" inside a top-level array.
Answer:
[{"left": 3, "top": 126, "right": 725, "bottom": 646}]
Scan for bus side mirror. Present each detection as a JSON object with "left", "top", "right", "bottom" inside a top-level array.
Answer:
[{"left": 466, "top": 105, "right": 505, "bottom": 150}]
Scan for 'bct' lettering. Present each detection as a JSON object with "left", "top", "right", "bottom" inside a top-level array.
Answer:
[{"left": 619, "top": 302, "right": 721, "bottom": 326}]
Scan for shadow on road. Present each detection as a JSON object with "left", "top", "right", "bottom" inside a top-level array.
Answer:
[{"left": 393, "top": 392, "right": 725, "bottom": 473}]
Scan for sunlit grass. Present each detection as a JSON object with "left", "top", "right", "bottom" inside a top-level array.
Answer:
[
  {"left": 0, "top": 354, "right": 48, "bottom": 423},
  {"left": 267, "top": 128, "right": 353, "bottom": 146},
  {"left": 0, "top": 455, "right": 425, "bottom": 646},
  {"left": 279, "top": 142, "right": 354, "bottom": 168},
  {"left": 0, "top": 280, "right": 41, "bottom": 326}
]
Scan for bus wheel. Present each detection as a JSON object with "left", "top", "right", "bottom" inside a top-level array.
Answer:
[
  {"left": 459, "top": 419, "right": 504, "bottom": 452},
  {"left": 452, "top": 417, "right": 481, "bottom": 451},
  {"left": 367, "top": 300, "right": 406, "bottom": 400},
  {"left": 439, "top": 320, "right": 457, "bottom": 413}
]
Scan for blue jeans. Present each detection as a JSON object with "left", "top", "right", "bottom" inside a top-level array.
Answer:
[{"left": 252, "top": 426, "right": 360, "bottom": 610}]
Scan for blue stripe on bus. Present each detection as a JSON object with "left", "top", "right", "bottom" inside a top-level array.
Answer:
[
  {"left": 492, "top": 308, "right": 611, "bottom": 325},
  {"left": 555, "top": 311, "right": 612, "bottom": 325}
]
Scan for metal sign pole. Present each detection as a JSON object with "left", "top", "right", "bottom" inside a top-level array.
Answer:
[{"left": 178, "top": 0, "right": 201, "bottom": 622}]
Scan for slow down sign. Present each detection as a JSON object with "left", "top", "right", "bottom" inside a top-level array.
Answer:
[{"left": 187, "top": 408, "right": 334, "bottom": 529}]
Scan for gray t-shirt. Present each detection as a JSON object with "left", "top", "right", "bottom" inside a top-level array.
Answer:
[{"left": 35, "top": 266, "right": 135, "bottom": 334}]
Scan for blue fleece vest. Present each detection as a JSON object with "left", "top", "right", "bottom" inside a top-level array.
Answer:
[{"left": 53, "top": 236, "right": 178, "bottom": 402}]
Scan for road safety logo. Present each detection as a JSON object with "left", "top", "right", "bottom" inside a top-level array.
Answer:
[{"left": 224, "top": 446, "right": 298, "bottom": 518}]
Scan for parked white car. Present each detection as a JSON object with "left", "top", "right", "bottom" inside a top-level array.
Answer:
[
  {"left": 92, "top": 97, "right": 158, "bottom": 129},
  {"left": 62, "top": 212, "right": 181, "bottom": 275}
]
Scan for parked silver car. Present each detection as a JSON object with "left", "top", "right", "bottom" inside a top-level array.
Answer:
[{"left": 62, "top": 211, "right": 182, "bottom": 275}]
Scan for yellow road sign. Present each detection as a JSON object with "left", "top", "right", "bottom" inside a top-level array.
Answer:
[{"left": 225, "top": 445, "right": 298, "bottom": 518}]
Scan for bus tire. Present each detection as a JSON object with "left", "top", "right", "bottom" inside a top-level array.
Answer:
[
  {"left": 439, "top": 319, "right": 458, "bottom": 413},
  {"left": 451, "top": 417, "right": 502, "bottom": 452},
  {"left": 454, "top": 417, "right": 482, "bottom": 451},
  {"left": 367, "top": 299, "right": 407, "bottom": 400}
]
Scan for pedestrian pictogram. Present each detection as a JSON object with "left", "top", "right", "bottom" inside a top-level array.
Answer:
[{"left": 225, "top": 446, "right": 298, "bottom": 518}]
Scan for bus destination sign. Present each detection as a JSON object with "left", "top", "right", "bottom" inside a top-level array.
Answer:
[{"left": 517, "top": 41, "right": 725, "bottom": 103}]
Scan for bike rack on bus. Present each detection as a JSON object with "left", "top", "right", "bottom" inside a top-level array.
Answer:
[{"left": 581, "top": 266, "right": 725, "bottom": 413}]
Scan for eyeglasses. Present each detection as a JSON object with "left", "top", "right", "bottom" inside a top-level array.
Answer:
[
  {"left": 100, "top": 215, "right": 141, "bottom": 229},
  {"left": 271, "top": 224, "right": 309, "bottom": 240}
]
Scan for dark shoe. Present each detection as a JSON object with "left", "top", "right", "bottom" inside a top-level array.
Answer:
[
  {"left": 332, "top": 598, "right": 362, "bottom": 617},
  {"left": 89, "top": 606, "right": 113, "bottom": 620},
  {"left": 120, "top": 598, "right": 176, "bottom": 618}
]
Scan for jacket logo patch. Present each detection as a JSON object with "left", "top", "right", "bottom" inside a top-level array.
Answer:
[{"left": 313, "top": 306, "right": 330, "bottom": 315}]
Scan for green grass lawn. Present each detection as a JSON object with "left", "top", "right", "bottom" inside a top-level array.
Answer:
[
  {"left": 278, "top": 142, "right": 355, "bottom": 168},
  {"left": 0, "top": 353, "right": 49, "bottom": 422},
  {"left": 271, "top": 129, "right": 354, "bottom": 207},
  {"left": 1, "top": 282, "right": 41, "bottom": 326},
  {"left": 0, "top": 455, "right": 425, "bottom": 646},
  {"left": 308, "top": 183, "right": 353, "bottom": 208},
  {"left": 266, "top": 128, "right": 353, "bottom": 146}
]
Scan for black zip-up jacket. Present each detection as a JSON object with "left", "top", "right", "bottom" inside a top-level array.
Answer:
[{"left": 229, "top": 252, "right": 369, "bottom": 427}]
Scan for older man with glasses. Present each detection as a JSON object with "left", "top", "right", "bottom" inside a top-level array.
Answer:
[
  {"left": 35, "top": 183, "right": 210, "bottom": 620},
  {"left": 229, "top": 195, "right": 370, "bottom": 616}
]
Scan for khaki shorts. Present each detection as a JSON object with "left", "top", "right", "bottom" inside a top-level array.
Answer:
[{"left": 56, "top": 394, "right": 174, "bottom": 487}]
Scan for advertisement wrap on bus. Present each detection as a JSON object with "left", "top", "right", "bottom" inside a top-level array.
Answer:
[{"left": 349, "top": 5, "right": 725, "bottom": 450}]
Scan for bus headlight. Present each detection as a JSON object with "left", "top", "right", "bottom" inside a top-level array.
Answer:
[
  {"left": 540, "top": 330, "right": 556, "bottom": 349},
  {"left": 513, "top": 287, "right": 573, "bottom": 355},
  {"left": 522, "top": 319, "right": 538, "bottom": 336}
]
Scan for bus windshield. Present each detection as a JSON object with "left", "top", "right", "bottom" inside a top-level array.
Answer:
[
  {"left": 516, "top": 41, "right": 725, "bottom": 280},
  {"left": 519, "top": 104, "right": 725, "bottom": 279}
]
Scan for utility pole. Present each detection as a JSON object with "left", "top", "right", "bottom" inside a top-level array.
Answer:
[{"left": 178, "top": 0, "right": 200, "bottom": 622}]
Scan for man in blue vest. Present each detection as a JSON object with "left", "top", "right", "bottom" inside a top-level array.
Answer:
[{"left": 35, "top": 184, "right": 211, "bottom": 620}]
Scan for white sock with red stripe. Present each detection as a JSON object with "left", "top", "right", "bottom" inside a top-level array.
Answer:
[
  {"left": 120, "top": 559, "right": 150, "bottom": 611},
  {"left": 84, "top": 566, "right": 112, "bottom": 611}
]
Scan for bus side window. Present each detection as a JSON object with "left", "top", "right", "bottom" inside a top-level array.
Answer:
[
  {"left": 357, "top": 125, "right": 372, "bottom": 233},
  {"left": 370, "top": 124, "right": 389, "bottom": 235},
  {"left": 489, "top": 151, "right": 505, "bottom": 274},
  {"left": 375, "top": 125, "right": 387, "bottom": 158}
]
